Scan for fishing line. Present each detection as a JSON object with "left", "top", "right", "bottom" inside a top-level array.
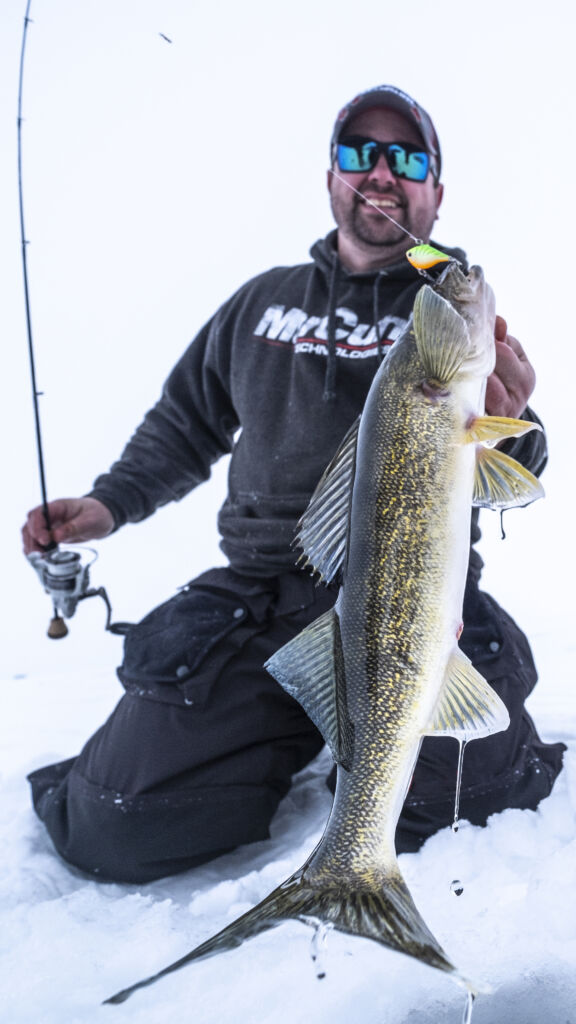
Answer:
[
  {"left": 17, "top": 0, "right": 54, "bottom": 545},
  {"left": 329, "top": 169, "right": 424, "bottom": 245}
]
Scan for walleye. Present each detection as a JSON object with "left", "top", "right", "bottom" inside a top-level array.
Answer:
[{"left": 105, "top": 264, "right": 543, "bottom": 1006}]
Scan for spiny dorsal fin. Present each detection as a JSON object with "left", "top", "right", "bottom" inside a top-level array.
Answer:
[
  {"left": 473, "top": 447, "right": 545, "bottom": 509},
  {"left": 424, "top": 648, "right": 510, "bottom": 741},
  {"left": 265, "top": 608, "right": 354, "bottom": 770},
  {"left": 465, "top": 415, "right": 542, "bottom": 447},
  {"left": 295, "top": 418, "right": 359, "bottom": 582},
  {"left": 412, "top": 284, "right": 470, "bottom": 384}
]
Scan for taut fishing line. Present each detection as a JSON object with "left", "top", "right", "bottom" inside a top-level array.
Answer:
[
  {"left": 328, "top": 169, "right": 424, "bottom": 244},
  {"left": 18, "top": 1, "right": 128, "bottom": 639}
]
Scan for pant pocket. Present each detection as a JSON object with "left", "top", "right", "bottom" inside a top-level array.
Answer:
[{"left": 117, "top": 583, "right": 249, "bottom": 708}]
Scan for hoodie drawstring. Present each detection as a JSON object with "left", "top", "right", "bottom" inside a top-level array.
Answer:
[
  {"left": 373, "top": 271, "right": 388, "bottom": 364},
  {"left": 323, "top": 258, "right": 389, "bottom": 401},
  {"left": 322, "top": 257, "right": 341, "bottom": 402}
]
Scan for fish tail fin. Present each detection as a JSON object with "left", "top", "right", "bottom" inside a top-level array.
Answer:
[
  {"left": 104, "top": 866, "right": 475, "bottom": 1005},
  {"left": 103, "top": 872, "right": 322, "bottom": 1004},
  {"left": 316, "top": 869, "right": 464, "bottom": 980},
  {"left": 313, "top": 867, "right": 477, "bottom": 994}
]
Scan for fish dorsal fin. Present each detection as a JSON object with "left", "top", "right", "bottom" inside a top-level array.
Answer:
[
  {"left": 424, "top": 648, "right": 510, "bottom": 741},
  {"left": 412, "top": 284, "right": 470, "bottom": 383},
  {"left": 294, "top": 418, "right": 359, "bottom": 582},
  {"left": 465, "top": 415, "right": 543, "bottom": 447},
  {"left": 473, "top": 447, "right": 545, "bottom": 509},
  {"left": 265, "top": 608, "right": 355, "bottom": 770}
]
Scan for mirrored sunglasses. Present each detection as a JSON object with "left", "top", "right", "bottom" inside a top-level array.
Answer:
[{"left": 336, "top": 136, "right": 430, "bottom": 182}]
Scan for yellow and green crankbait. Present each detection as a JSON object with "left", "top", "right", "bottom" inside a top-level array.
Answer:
[{"left": 406, "top": 244, "right": 454, "bottom": 270}]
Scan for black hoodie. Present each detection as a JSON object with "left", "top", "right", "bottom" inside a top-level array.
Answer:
[{"left": 90, "top": 231, "right": 546, "bottom": 581}]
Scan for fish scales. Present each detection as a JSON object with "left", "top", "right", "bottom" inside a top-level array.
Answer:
[
  {"left": 310, "top": 335, "right": 475, "bottom": 881},
  {"left": 105, "top": 265, "right": 545, "bottom": 1009}
]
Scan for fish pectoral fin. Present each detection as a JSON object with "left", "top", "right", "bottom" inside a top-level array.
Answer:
[
  {"left": 473, "top": 447, "right": 545, "bottom": 509},
  {"left": 425, "top": 648, "right": 510, "bottom": 740},
  {"left": 294, "top": 417, "right": 359, "bottom": 583},
  {"left": 413, "top": 284, "right": 470, "bottom": 384},
  {"left": 265, "top": 608, "right": 354, "bottom": 769},
  {"left": 465, "top": 414, "right": 543, "bottom": 447}
]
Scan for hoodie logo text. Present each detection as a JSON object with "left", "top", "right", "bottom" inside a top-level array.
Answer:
[{"left": 253, "top": 304, "right": 409, "bottom": 359}]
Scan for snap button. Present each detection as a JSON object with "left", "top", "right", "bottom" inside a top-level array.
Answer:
[
  {"left": 175, "top": 664, "right": 189, "bottom": 677},
  {"left": 233, "top": 608, "right": 244, "bottom": 619},
  {"left": 488, "top": 640, "right": 501, "bottom": 653}
]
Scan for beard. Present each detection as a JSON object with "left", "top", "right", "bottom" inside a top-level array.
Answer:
[
  {"left": 330, "top": 190, "right": 412, "bottom": 253},
  {"left": 350, "top": 202, "right": 409, "bottom": 247}
]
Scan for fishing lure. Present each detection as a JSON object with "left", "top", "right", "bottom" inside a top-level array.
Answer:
[{"left": 406, "top": 244, "right": 454, "bottom": 270}]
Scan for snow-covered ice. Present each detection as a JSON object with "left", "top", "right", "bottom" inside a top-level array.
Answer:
[{"left": 1, "top": 623, "right": 575, "bottom": 1023}]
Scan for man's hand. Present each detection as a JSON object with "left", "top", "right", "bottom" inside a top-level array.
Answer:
[
  {"left": 22, "top": 497, "right": 115, "bottom": 555},
  {"left": 485, "top": 315, "right": 536, "bottom": 419}
]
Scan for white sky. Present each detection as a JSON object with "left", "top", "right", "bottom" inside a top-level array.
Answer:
[{"left": 1, "top": 0, "right": 575, "bottom": 678}]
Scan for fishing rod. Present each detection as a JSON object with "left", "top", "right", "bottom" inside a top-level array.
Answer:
[{"left": 18, "top": 1, "right": 126, "bottom": 639}]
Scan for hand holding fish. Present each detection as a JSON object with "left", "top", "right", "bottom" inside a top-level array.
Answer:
[{"left": 486, "top": 316, "right": 536, "bottom": 419}]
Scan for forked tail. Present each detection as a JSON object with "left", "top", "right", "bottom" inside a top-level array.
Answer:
[{"left": 104, "top": 866, "right": 472, "bottom": 1004}]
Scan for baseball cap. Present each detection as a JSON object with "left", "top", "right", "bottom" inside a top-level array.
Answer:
[{"left": 330, "top": 85, "right": 442, "bottom": 182}]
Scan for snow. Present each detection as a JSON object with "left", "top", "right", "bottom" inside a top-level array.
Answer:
[
  {"left": 2, "top": 0, "right": 576, "bottom": 1020},
  {"left": 1, "top": 658, "right": 575, "bottom": 1023}
]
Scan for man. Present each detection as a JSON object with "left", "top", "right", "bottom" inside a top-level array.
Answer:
[{"left": 23, "top": 86, "right": 565, "bottom": 883}]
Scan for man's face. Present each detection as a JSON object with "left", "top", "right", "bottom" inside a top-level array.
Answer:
[{"left": 327, "top": 107, "right": 444, "bottom": 272}]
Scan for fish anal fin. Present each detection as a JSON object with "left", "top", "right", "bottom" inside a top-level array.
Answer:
[
  {"left": 473, "top": 447, "right": 545, "bottom": 509},
  {"left": 425, "top": 648, "right": 510, "bottom": 741},
  {"left": 295, "top": 418, "right": 359, "bottom": 582},
  {"left": 265, "top": 609, "right": 354, "bottom": 769},
  {"left": 465, "top": 415, "right": 543, "bottom": 447}
]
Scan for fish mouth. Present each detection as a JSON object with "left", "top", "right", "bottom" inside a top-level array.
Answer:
[{"left": 436, "top": 264, "right": 485, "bottom": 306}]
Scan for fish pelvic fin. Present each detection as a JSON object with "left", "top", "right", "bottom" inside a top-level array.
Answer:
[
  {"left": 104, "top": 868, "right": 472, "bottom": 1005},
  {"left": 473, "top": 447, "right": 545, "bottom": 509},
  {"left": 412, "top": 284, "right": 471, "bottom": 384}
]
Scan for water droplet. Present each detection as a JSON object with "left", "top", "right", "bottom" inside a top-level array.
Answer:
[
  {"left": 450, "top": 879, "right": 464, "bottom": 896},
  {"left": 462, "top": 990, "right": 475, "bottom": 1023},
  {"left": 301, "top": 916, "right": 333, "bottom": 979},
  {"left": 452, "top": 740, "right": 467, "bottom": 833}
]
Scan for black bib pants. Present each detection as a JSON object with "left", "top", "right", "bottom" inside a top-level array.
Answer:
[{"left": 28, "top": 568, "right": 565, "bottom": 883}]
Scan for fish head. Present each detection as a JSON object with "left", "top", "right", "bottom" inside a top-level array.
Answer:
[{"left": 434, "top": 263, "right": 496, "bottom": 380}]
